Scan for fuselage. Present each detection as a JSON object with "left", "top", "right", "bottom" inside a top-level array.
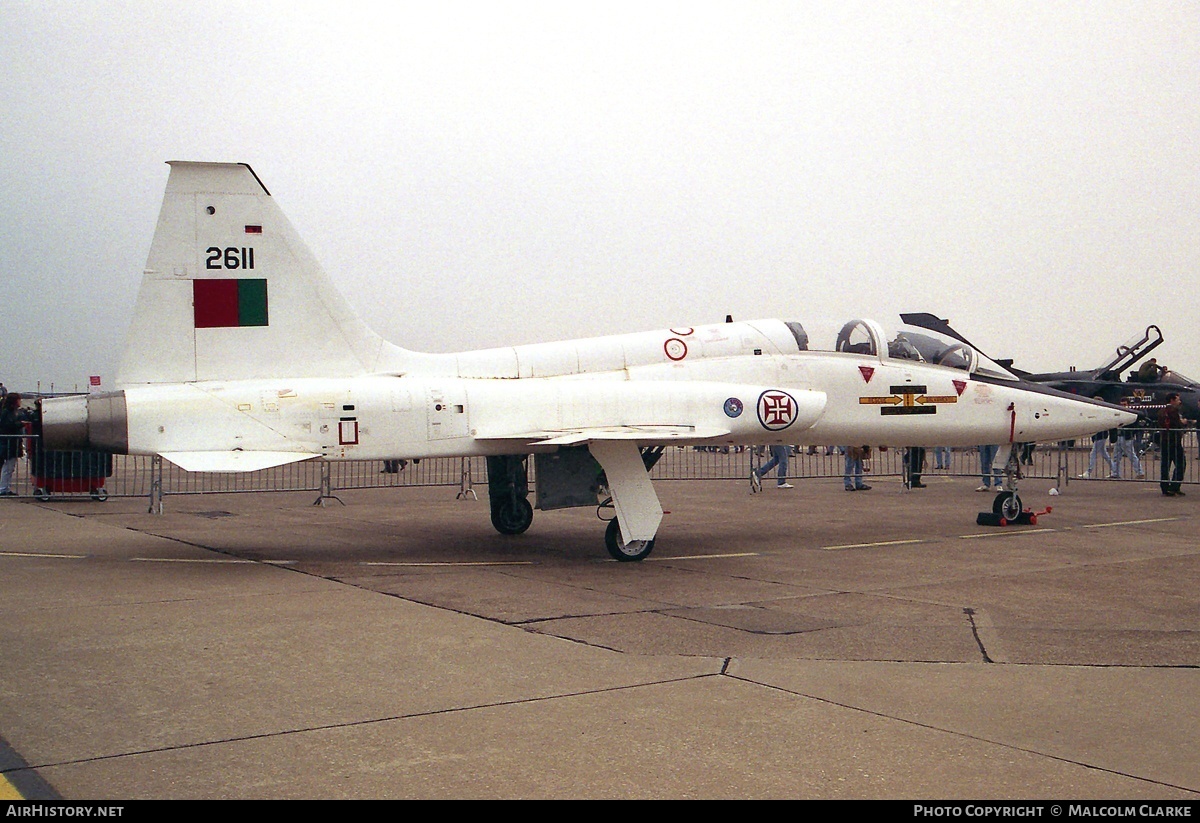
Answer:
[{"left": 41, "top": 318, "right": 1135, "bottom": 462}]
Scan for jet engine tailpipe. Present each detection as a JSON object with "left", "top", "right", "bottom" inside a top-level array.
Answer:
[{"left": 40, "top": 391, "right": 129, "bottom": 453}]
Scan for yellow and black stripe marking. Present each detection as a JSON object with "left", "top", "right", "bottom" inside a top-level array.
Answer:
[{"left": 860, "top": 385, "right": 958, "bottom": 415}]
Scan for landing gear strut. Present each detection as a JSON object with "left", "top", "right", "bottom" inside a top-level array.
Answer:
[
  {"left": 995, "top": 443, "right": 1024, "bottom": 521},
  {"left": 589, "top": 441, "right": 664, "bottom": 562}
]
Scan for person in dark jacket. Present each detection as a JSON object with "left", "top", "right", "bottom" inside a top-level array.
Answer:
[
  {"left": 1159, "top": 393, "right": 1194, "bottom": 496},
  {"left": 904, "top": 446, "right": 927, "bottom": 488},
  {"left": 0, "top": 393, "right": 31, "bottom": 496}
]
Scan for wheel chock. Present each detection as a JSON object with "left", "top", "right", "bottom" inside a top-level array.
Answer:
[{"left": 976, "top": 506, "right": 1052, "bottom": 528}]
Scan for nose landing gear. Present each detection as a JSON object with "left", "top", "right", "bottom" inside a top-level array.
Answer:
[{"left": 976, "top": 444, "right": 1051, "bottom": 526}]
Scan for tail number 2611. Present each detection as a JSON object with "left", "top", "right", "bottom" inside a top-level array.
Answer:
[{"left": 206, "top": 247, "right": 255, "bottom": 270}]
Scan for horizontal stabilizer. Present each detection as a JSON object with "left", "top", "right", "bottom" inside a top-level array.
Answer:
[{"left": 160, "top": 451, "right": 321, "bottom": 473}]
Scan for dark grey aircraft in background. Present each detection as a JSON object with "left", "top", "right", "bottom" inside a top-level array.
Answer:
[{"left": 897, "top": 313, "right": 1200, "bottom": 426}]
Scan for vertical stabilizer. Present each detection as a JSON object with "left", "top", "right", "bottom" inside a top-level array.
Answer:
[{"left": 117, "top": 162, "right": 407, "bottom": 386}]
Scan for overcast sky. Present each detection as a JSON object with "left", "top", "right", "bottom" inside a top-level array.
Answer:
[{"left": 2, "top": 1, "right": 1197, "bottom": 393}]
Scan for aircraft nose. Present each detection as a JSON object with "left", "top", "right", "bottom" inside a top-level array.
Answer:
[
  {"left": 1082, "top": 397, "right": 1138, "bottom": 429},
  {"left": 1016, "top": 384, "right": 1139, "bottom": 442}
]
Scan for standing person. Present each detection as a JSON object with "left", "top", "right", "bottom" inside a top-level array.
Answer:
[
  {"left": 1159, "top": 393, "right": 1194, "bottom": 496},
  {"left": 976, "top": 444, "right": 1001, "bottom": 491},
  {"left": 1079, "top": 430, "right": 1118, "bottom": 479},
  {"left": 1019, "top": 442, "right": 1036, "bottom": 466},
  {"left": 933, "top": 446, "right": 952, "bottom": 470},
  {"left": 1111, "top": 426, "right": 1144, "bottom": 480},
  {"left": 0, "top": 393, "right": 29, "bottom": 497},
  {"left": 904, "top": 446, "right": 927, "bottom": 488},
  {"left": 750, "top": 444, "right": 793, "bottom": 491},
  {"left": 844, "top": 446, "right": 871, "bottom": 491}
]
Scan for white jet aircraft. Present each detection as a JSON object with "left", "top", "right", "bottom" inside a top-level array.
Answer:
[{"left": 40, "top": 162, "right": 1135, "bottom": 560}]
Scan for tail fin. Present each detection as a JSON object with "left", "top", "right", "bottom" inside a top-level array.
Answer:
[{"left": 117, "top": 162, "right": 408, "bottom": 386}]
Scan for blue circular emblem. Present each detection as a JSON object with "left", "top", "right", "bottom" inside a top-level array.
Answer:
[{"left": 723, "top": 397, "right": 743, "bottom": 418}]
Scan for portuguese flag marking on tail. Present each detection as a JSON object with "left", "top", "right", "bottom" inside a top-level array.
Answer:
[{"left": 194, "top": 279, "right": 269, "bottom": 328}]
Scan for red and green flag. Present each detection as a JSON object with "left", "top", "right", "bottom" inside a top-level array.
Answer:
[{"left": 193, "top": 279, "right": 269, "bottom": 328}]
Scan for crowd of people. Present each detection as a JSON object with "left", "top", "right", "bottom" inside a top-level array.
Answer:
[{"left": 749, "top": 442, "right": 1022, "bottom": 495}]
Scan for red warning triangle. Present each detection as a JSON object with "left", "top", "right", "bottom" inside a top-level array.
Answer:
[
  {"left": 859, "top": 366, "right": 875, "bottom": 383},
  {"left": 952, "top": 379, "right": 967, "bottom": 396}
]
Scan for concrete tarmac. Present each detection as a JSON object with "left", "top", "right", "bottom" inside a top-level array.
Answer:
[{"left": 1, "top": 473, "right": 1198, "bottom": 799}]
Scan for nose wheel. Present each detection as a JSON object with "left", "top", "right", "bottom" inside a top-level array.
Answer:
[
  {"left": 993, "top": 489, "right": 1022, "bottom": 523},
  {"left": 605, "top": 518, "right": 655, "bottom": 562},
  {"left": 993, "top": 491, "right": 1023, "bottom": 523}
]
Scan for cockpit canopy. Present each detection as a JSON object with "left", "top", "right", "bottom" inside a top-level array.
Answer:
[
  {"left": 830, "top": 318, "right": 1017, "bottom": 380},
  {"left": 784, "top": 321, "right": 809, "bottom": 351},
  {"left": 896, "top": 326, "right": 1016, "bottom": 379},
  {"left": 835, "top": 319, "right": 883, "bottom": 356}
]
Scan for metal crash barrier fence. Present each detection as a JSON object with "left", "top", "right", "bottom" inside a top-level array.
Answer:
[{"left": 1, "top": 432, "right": 1196, "bottom": 511}]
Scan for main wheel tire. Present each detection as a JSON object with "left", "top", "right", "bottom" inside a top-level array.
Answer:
[
  {"left": 34, "top": 487, "right": 50, "bottom": 502},
  {"left": 605, "top": 518, "right": 655, "bottom": 562},
  {"left": 993, "top": 491, "right": 1022, "bottom": 521},
  {"left": 91, "top": 488, "right": 108, "bottom": 502},
  {"left": 490, "top": 497, "right": 533, "bottom": 535}
]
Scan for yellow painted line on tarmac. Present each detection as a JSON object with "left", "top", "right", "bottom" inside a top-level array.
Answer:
[
  {"left": 0, "top": 774, "right": 22, "bottom": 800},
  {"left": 364, "top": 561, "right": 537, "bottom": 567},
  {"left": 646, "top": 552, "right": 759, "bottom": 561},
  {"left": 959, "top": 529, "right": 1057, "bottom": 540},
  {"left": 822, "top": 539, "right": 924, "bottom": 551},
  {"left": 1081, "top": 517, "right": 1184, "bottom": 529},
  {"left": 0, "top": 551, "right": 86, "bottom": 559}
]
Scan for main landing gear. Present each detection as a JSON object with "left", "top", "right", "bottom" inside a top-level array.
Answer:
[
  {"left": 486, "top": 445, "right": 665, "bottom": 561},
  {"left": 486, "top": 455, "right": 533, "bottom": 535},
  {"left": 492, "top": 496, "right": 534, "bottom": 535},
  {"left": 604, "top": 517, "right": 655, "bottom": 562}
]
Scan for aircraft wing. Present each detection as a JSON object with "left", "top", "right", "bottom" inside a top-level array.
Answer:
[
  {"left": 160, "top": 451, "right": 322, "bottom": 472},
  {"left": 477, "top": 425, "right": 733, "bottom": 446},
  {"left": 469, "top": 380, "right": 827, "bottom": 448}
]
